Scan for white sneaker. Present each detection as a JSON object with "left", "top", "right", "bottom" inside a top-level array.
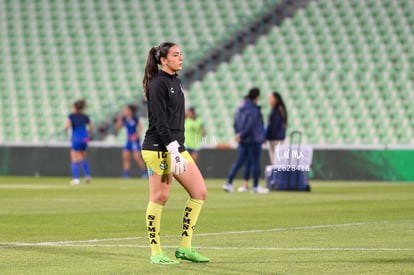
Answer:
[
  {"left": 70, "top": 179, "right": 80, "bottom": 185},
  {"left": 237, "top": 186, "right": 249, "bottom": 192},
  {"left": 222, "top": 182, "right": 234, "bottom": 193},
  {"left": 251, "top": 186, "right": 269, "bottom": 194}
]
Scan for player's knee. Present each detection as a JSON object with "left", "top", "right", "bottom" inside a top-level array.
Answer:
[
  {"left": 192, "top": 185, "right": 208, "bottom": 201},
  {"left": 151, "top": 192, "right": 169, "bottom": 205},
  {"left": 200, "top": 189, "right": 208, "bottom": 200}
]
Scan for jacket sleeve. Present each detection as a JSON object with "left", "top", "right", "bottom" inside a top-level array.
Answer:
[
  {"left": 148, "top": 79, "right": 173, "bottom": 146},
  {"left": 238, "top": 112, "right": 255, "bottom": 139},
  {"left": 233, "top": 110, "right": 238, "bottom": 134}
]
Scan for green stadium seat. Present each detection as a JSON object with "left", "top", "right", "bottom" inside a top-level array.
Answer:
[
  {"left": 187, "top": 0, "right": 414, "bottom": 145},
  {"left": 0, "top": 0, "right": 412, "bottom": 145}
]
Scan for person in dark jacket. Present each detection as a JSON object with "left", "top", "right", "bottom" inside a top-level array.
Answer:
[
  {"left": 266, "top": 91, "right": 287, "bottom": 164},
  {"left": 222, "top": 88, "right": 268, "bottom": 194}
]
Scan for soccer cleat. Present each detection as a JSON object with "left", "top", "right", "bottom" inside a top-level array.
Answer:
[
  {"left": 70, "top": 179, "right": 80, "bottom": 185},
  {"left": 175, "top": 247, "right": 210, "bottom": 263},
  {"left": 222, "top": 182, "right": 234, "bottom": 193},
  {"left": 251, "top": 186, "right": 269, "bottom": 194},
  {"left": 85, "top": 177, "right": 91, "bottom": 184},
  {"left": 237, "top": 186, "right": 249, "bottom": 192},
  {"left": 150, "top": 252, "right": 180, "bottom": 265}
]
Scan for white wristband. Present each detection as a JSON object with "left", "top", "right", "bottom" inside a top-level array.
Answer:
[{"left": 166, "top": 140, "right": 180, "bottom": 153}]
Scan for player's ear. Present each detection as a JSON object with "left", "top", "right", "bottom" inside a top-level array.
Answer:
[{"left": 160, "top": 56, "right": 167, "bottom": 65}]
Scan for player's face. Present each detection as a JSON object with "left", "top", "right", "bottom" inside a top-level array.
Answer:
[
  {"left": 268, "top": 94, "right": 276, "bottom": 107},
  {"left": 161, "top": 45, "right": 183, "bottom": 74},
  {"left": 186, "top": 109, "right": 194, "bottom": 119},
  {"left": 123, "top": 107, "right": 132, "bottom": 117}
]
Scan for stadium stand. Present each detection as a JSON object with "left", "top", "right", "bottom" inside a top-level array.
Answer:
[
  {"left": 0, "top": 0, "right": 412, "bottom": 145},
  {"left": 0, "top": 0, "right": 279, "bottom": 142},
  {"left": 186, "top": 0, "right": 414, "bottom": 145}
]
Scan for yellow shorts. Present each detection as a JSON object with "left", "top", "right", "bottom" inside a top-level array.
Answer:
[{"left": 141, "top": 150, "right": 194, "bottom": 176}]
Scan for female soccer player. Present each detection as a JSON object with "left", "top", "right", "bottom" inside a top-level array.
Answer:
[
  {"left": 65, "top": 99, "right": 93, "bottom": 185},
  {"left": 141, "top": 42, "right": 209, "bottom": 265},
  {"left": 184, "top": 107, "right": 206, "bottom": 162},
  {"left": 115, "top": 104, "right": 148, "bottom": 178},
  {"left": 266, "top": 92, "right": 287, "bottom": 164}
]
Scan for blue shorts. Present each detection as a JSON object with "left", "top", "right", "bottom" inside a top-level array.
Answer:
[
  {"left": 71, "top": 139, "right": 88, "bottom": 151},
  {"left": 124, "top": 140, "right": 141, "bottom": 152}
]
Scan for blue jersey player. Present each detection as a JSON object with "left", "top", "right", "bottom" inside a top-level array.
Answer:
[
  {"left": 65, "top": 99, "right": 93, "bottom": 185},
  {"left": 115, "top": 104, "right": 147, "bottom": 178}
]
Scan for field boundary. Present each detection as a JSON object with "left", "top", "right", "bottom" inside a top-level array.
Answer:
[{"left": 1, "top": 219, "right": 412, "bottom": 249}]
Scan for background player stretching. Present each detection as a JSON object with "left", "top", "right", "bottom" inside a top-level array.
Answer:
[{"left": 115, "top": 104, "right": 148, "bottom": 178}]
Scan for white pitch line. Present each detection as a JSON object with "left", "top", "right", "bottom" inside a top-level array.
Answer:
[
  {"left": 197, "top": 246, "right": 414, "bottom": 252},
  {"left": 194, "top": 219, "right": 414, "bottom": 237},
  {"left": 2, "top": 243, "right": 413, "bottom": 252},
  {"left": 1, "top": 219, "right": 413, "bottom": 249},
  {"left": 0, "top": 236, "right": 146, "bottom": 248}
]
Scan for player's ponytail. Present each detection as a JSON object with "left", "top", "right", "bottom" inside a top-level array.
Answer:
[
  {"left": 143, "top": 47, "right": 159, "bottom": 99},
  {"left": 142, "top": 42, "right": 176, "bottom": 99}
]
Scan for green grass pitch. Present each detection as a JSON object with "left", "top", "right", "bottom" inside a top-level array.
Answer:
[{"left": 0, "top": 177, "right": 413, "bottom": 274}]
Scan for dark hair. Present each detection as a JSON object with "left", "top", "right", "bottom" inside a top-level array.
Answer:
[
  {"left": 126, "top": 104, "right": 137, "bottom": 115},
  {"left": 246, "top": 87, "right": 260, "bottom": 100},
  {"left": 187, "top": 106, "right": 196, "bottom": 118},
  {"left": 73, "top": 99, "right": 86, "bottom": 113},
  {"left": 142, "top": 42, "right": 176, "bottom": 98},
  {"left": 272, "top": 92, "right": 287, "bottom": 125}
]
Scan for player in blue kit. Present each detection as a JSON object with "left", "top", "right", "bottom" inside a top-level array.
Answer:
[
  {"left": 65, "top": 99, "right": 93, "bottom": 185},
  {"left": 115, "top": 104, "right": 148, "bottom": 178}
]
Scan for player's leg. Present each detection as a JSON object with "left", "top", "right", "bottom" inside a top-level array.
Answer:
[
  {"left": 132, "top": 148, "right": 148, "bottom": 178},
  {"left": 147, "top": 173, "right": 178, "bottom": 264},
  {"left": 132, "top": 151, "right": 146, "bottom": 170},
  {"left": 188, "top": 148, "right": 199, "bottom": 162},
  {"left": 173, "top": 153, "right": 209, "bottom": 263},
  {"left": 70, "top": 149, "right": 81, "bottom": 185},
  {"left": 128, "top": 140, "right": 147, "bottom": 178},
  {"left": 142, "top": 150, "right": 178, "bottom": 265},
  {"left": 122, "top": 150, "right": 131, "bottom": 178},
  {"left": 174, "top": 161, "right": 207, "bottom": 200},
  {"left": 147, "top": 172, "right": 173, "bottom": 254},
  {"left": 79, "top": 147, "right": 91, "bottom": 183}
]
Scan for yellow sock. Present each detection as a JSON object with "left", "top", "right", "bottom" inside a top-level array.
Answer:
[
  {"left": 146, "top": 201, "right": 163, "bottom": 256},
  {"left": 180, "top": 198, "right": 204, "bottom": 248}
]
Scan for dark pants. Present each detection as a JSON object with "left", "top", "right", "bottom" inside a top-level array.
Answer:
[{"left": 227, "top": 142, "right": 262, "bottom": 188}]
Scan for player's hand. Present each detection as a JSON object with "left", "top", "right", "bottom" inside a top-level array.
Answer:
[
  {"left": 235, "top": 134, "right": 241, "bottom": 143},
  {"left": 166, "top": 140, "right": 187, "bottom": 175}
]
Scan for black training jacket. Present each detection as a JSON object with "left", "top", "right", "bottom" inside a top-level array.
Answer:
[{"left": 142, "top": 70, "right": 186, "bottom": 152}]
